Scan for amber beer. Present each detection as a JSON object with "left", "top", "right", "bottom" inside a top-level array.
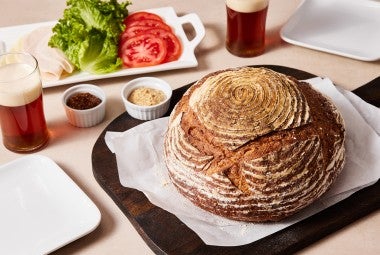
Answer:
[
  {"left": 226, "top": 0, "right": 269, "bottom": 57},
  {"left": 0, "top": 53, "right": 49, "bottom": 152}
]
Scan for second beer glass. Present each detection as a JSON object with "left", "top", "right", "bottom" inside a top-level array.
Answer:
[{"left": 226, "top": 0, "right": 269, "bottom": 57}]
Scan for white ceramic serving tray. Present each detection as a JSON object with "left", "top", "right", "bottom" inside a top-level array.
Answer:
[
  {"left": 0, "top": 155, "right": 101, "bottom": 254},
  {"left": 0, "top": 7, "right": 205, "bottom": 88},
  {"left": 280, "top": 0, "right": 380, "bottom": 61}
]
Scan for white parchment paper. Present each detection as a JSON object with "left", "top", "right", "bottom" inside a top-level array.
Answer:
[{"left": 105, "top": 78, "right": 380, "bottom": 246}]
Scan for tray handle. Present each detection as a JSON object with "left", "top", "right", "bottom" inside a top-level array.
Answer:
[{"left": 177, "top": 13, "right": 205, "bottom": 51}]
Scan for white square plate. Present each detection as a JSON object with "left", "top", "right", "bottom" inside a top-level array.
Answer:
[
  {"left": 280, "top": 0, "right": 380, "bottom": 61},
  {"left": 0, "top": 7, "right": 205, "bottom": 88},
  {"left": 0, "top": 155, "right": 101, "bottom": 255}
]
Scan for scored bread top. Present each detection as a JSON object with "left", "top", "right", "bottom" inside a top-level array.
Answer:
[{"left": 188, "top": 67, "right": 311, "bottom": 150}]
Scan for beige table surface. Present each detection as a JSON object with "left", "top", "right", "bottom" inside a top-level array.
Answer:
[{"left": 1, "top": 0, "right": 379, "bottom": 254}]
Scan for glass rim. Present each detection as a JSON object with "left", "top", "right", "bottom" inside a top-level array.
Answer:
[{"left": 0, "top": 51, "right": 39, "bottom": 83}]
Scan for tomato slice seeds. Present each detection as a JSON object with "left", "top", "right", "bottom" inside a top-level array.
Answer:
[
  {"left": 120, "top": 34, "right": 167, "bottom": 68},
  {"left": 144, "top": 28, "right": 182, "bottom": 62},
  {"left": 120, "top": 26, "right": 152, "bottom": 42}
]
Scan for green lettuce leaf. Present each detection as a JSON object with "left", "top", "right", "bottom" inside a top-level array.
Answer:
[{"left": 49, "top": 0, "right": 130, "bottom": 74}]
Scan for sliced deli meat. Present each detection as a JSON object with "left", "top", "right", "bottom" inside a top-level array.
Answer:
[{"left": 13, "top": 26, "right": 74, "bottom": 81}]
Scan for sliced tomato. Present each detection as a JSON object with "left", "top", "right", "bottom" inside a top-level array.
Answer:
[
  {"left": 145, "top": 28, "right": 182, "bottom": 62},
  {"left": 124, "top": 11, "right": 163, "bottom": 25},
  {"left": 119, "top": 34, "right": 167, "bottom": 67},
  {"left": 120, "top": 26, "right": 151, "bottom": 42},
  {"left": 126, "top": 19, "right": 172, "bottom": 32},
  {"left": 120, "top": 19, "right": 174, "bottom": 45}
]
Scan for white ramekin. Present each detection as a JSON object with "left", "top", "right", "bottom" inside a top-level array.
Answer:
[
  {"left": 121, "top": 77, "right": 172, "bottom": 121},
  {"left": 62, "top": 84, "right": 106, "bottom": 128}
]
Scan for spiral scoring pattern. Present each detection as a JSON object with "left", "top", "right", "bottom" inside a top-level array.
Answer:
[
  {"left": 188, "top": 67, "right": 311, "bottom": 150},
  {"left": 164, "top": 67, "right": 346, "bottom": 222}
]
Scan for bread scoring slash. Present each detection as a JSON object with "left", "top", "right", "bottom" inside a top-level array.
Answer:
[{"left": 163, "top": 67, "right": 345, "bottom": 222}]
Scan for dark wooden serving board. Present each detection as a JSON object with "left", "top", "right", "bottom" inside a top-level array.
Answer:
[{"left": 92, "top": 65, "right": 380, "bottom": 255}]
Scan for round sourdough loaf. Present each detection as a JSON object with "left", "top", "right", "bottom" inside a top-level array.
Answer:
[{"left": 163, "top": 67, "right": 345, "bottom": 222}]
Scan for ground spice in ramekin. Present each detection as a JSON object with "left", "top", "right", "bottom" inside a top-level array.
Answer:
[
  {"left": 128, "top": 87, "right": 166, "bottom": 106},
  {"left": 66, "top": 92, "right": 102, "bottom": 110}
]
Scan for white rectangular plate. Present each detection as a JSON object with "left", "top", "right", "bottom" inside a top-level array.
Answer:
[
  {"left": 0, "top": 7, "right": 205, "bottom": 88},
  {"left": 0, "top": 155, "right": 101, "bottom": 254},
  {"left": 280, "top": 0, "right": 380, "bottom": 61}
]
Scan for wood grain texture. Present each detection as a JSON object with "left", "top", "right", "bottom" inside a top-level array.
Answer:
[{"left": 91, "top": 65, "right": 380, "bottom": 255}]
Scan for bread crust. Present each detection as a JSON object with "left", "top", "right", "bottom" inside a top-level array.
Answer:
[{"left": 164, "top": 67, "right": 345, "bottom": 222}]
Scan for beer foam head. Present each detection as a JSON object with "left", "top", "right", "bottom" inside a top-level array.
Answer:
[
  {"left": 0, "top": 63, "right": 42, "bottom": 107},
  {"left": 226, "top": 0, "right": 269, "bottom": 13}
]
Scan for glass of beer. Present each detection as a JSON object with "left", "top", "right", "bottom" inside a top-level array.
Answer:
[
  {"left": 0, "top": 52, "right": 49, "bottom": 152},
  {"left": 226, "top": 0, "right": 269, "bottom": 57}
]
